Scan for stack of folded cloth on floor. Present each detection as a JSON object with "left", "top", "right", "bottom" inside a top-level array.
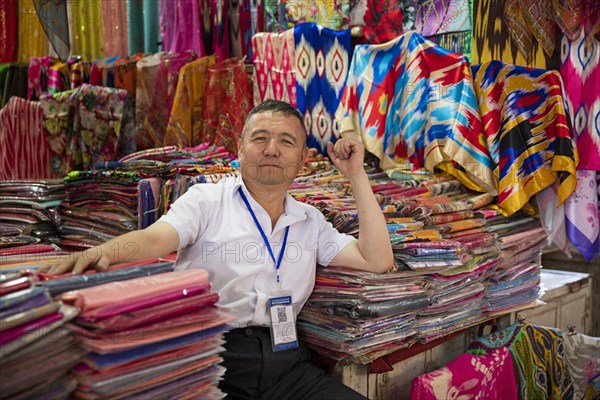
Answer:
[
  {"left": 59, "top": 269, "right": 233, "bottom": 399},
  {"left": 1, "top": 273, "right": 81, "bottom": 399},
  {"left": 0, "top": 180, "right": 68, "bottom": 269},
  {"left": 298, "top": 266, "right": 429, "bottom": 363}
]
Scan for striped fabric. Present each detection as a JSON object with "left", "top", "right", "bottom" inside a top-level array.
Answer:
[{"left": 0, "top": 97, "right": 54, "bottom": 180}]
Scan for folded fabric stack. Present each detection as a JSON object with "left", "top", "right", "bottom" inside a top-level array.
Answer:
[
  {"left": 60, "top": 270, "right": 233, "bottom": 399},
  {"left": 298, "top": 266, "right": 429, "bottom": 363},
  {"left": 0, "top": 276, "right": 81, "bottom": 399},
  {"left": 0, "top": 180, "right": 68, "bottom": 268},
  {"left": 483, "top": 217, "right": 547, "bottom": 314}
]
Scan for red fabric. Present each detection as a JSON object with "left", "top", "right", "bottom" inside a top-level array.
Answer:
[
  {"left": 363, "top": 0, "right": 403, "bottom": 44},
  {"left": 0, "top": 0, "right": 17, "bottom": 62}
]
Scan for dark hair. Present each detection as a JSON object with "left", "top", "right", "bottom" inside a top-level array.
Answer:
[{"left": 244, "top": 100, "right": 307, "bottom": 142}]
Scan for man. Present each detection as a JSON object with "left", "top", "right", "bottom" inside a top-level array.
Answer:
[{"left": 45, "top": 100, "right": 394, "bottom": 399}]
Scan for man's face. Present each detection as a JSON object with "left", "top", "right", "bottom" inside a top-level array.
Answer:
[{"left": 238, "top": 111, "right": 308, "bottom": 187}]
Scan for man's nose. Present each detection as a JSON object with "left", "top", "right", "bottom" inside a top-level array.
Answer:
[{"left": 264, "top": 138, "right": 280, "bottom": 156}]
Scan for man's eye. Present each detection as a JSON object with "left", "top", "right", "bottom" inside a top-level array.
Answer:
[
  {"left": 253, "top": 136, "right": 266, "bottom": 142},
  {"left": 282, "top": 139, "right": 294, "bottom": 146}
]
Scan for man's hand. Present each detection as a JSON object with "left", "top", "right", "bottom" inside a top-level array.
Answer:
[
  {"left": 40, "top": 247, "right": 110, "bottom": 275},
  {"left": 327, "top": 138, "right": 366, "bottom": 179}
]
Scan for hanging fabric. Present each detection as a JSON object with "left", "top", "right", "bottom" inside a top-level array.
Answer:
[
  {"left": 565, "top": 170, "right": 600, "bottom": 260},
  {"left": 336, "top": 32, "right": 495, "bottom": 195},
  {"left": 165, "top": 56, "right": 216, "bottom": 147},
  {"left": 100, "top": 0, "right": 128, "bottom": 57},
  {"left": 410, "top": 0, "right": 471, "bottom": 37},
  {"left": 134, "top": 53, "right": 163, "bottom": 150},
  {"left": 160, "top": 0, "right": 204, "bottom": 56},
  {"left": 203, "top": 57, "right": 253, "bottom": 154},
  {"left": 294, "top": 22, "right": 351, "bottom": 154},
  {"left": 362, "top": 0, "right": 404, "bottom": 45},
  {"left": 472, "top": 60, "right": 578, "bottom": 215},
  {"left": 0, "top": 0, "right": 18, "bottom": 63},
  {"left": 17, "top": 0, "right": 48, "bottom": 63},
  {"left": 229, "top": 0, "right": 253, "bottom": 60},
  {"left": 252, "top": 28, "right": 297, "bottom": 106},
  {"left": 126, "top": 0, "right": 159, "bottom": 55},
  {"left": 33, "top": 0, "right": 70, "bottom": 62},
  {"left": 199, "top": 0, "right": 231, "bottom": 62},
  {"left": 69, "top": 0, "right": 102, "bottom": 61}
]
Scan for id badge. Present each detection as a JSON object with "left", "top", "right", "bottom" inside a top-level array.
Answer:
[{"left": 268, "top": 292, "right": 298, "bottom": 352}]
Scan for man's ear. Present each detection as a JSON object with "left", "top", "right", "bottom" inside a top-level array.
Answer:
[{"left": 301, "top": 146, "right": 309, "bottom": 165}]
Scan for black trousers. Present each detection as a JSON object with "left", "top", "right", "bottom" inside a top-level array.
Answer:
[{"left": 219, "top": 327, "right": 367, "bottom": 400}]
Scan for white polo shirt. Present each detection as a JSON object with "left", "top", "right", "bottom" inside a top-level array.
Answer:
[{"left": 157, "top": 176, "right": 355, "bottom": 327}]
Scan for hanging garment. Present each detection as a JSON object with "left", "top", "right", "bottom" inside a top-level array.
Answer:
[
  {"left": 472, "top": 0, "right": 555, "bottom": 69},
  {"left": 336, "top": 31, "right": 495, "bottom": 195},
  {"left": 160, "top": 0, "right": 204, "bottom": 56},
  {"left": 565, "top": 170, "right": 600, "bottom": 261},
  {"left": 17, "top": 0, "right": 48, "bottom": 63},
  {"left": 135, "top": 53, "right": 163, "bottom": 149},
  {"left": 126, "top": 0, "right": 159, "bottom": 54},
  {"left": 100, "top": 0, "right": 128, "bottom": 57},
  {"left": 563, "top": 332, "right": 600, "bottom": 400},
  {"left": 0, "top": 97, "right": 53, "bottom": 180},
  {"left": 410, "top": 347, "right": 518, "bottom": 400},
  {"left": 469, "top": 323, "right": 575, "bottom": 400},
  {"left": 362, "top": 0, "right": 404, "bottom": 44},
  {"left": 294, "top": 22, "right": 351, "bottom": 154},
  {"left": 199, "top": 0, "right": 230, "bottom": 61},
  {"left": 69, "top": 0, "right": 102, "bottom": 61},
  {"left": 33, "top": 0, "right": 70, "bottom": 62},
  {"left": 0, "top": 0, "right": 17, "bottom": 63},
  {"left": 472, "top": 60, "right": 578, "bottom": 215},
  {"left": 164, "top": 56, "right": 216, "bottom": 148},
  {"left": 203, "top": 57, "right": 253, "bottom": 154},
  {"left": 252, "top": 28, "right": 297, "bottom": 106},
  {"left": 560, "top": 31, "right": 600, "bottom": 171},
  {"left": 229, "top": 0, "right": 253, "bottom": 60},
  {"left": 139, "top": 51, "right": 196, "bottom": 149},
  {"left": 410, "top": 0, "right": 471, "bottom": 37}
]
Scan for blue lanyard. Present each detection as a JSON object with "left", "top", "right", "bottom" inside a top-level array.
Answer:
[{"left": 238, "top": 187, "right": 289, "bottom": 283}]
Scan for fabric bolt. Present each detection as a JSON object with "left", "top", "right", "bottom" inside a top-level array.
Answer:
[
  {"left": 100, "top": 0, "right": 128, "bottom": 57},
  {"left": 0, "top": 97, "right": 53, "bottom": 180},
  {"left": 468, "top": 323, "right": 575, "bottom": 400},
  {"left": 252, "top": 28, "right": 297, "bottom": 106},
  {"left": 134, "top": 53, "right": 163, "bottom": 149},
  {"left": 69, "top": 0, "right": 102, "bottom": 61},
  {"left": 0, "top": 0, "right": 17, "bottom": 63},
  {"left": 126, "top": 0, "right": 159, "bottom": 54},
  {"left": 563, "top": 332, "right": 600, "bottom": 400},
  {"left": 199, "top": 0, "right": 231, "bottom": 62},
  {"left": 138, "top": 177, "right": 162, "bottom": 229},
  {"left": 0, "top": 302, "right": 59, "bottom": 332},
  {"left": 27, "top": 56, "right": 52, "bottom": 100},
  {"left": 164, "top": 56, "right": 216, "bottom": 148},
  {"left": 560, "top": 31, "right": 600, "bottom": 171},
  {"left": 17, "top": 0, "right": 48, "bottom": 63},
  {"left": 0, "top": 310, "right": 63, "bottom": 345},
  {"left": 362, "top": 0, "right": 404, "bottom": 44},
  {"left": 411, "top": 0, "right": 471, "bottom": 36},
  {"left": 113, "top": 56, "right": 140, "bottom": 96},
  {"left": 294, "top": 23, "right": 351, "bottom": 154},
  {"left": 411, "top": 347, "right": 517, "bottom": 400},
  {"left": 472, "top": 60, "right": 578, "bottom": 215},
  {"left": 140, "top": 51, "right": 196, "bottom": 150},
  {"left": 565, "top": 170, "right": 600, "bottom": 261},
  {"left": 337, "top": 31, "right": 495, "bottom": 195},
  {"left": 203, "top": 57, "right": 253, "bottom": 154},
  {"left": 160, "top": 0, "right": 204, "bottom": 55}
]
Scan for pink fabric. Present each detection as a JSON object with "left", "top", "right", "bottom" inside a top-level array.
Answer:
[
  {"left": 0, "top": 97, "right": 54, "bottom": 180},
  {"left": 0, "top": 311, "right": 63, "bottom": 345},
  {"left": 27, "top": 56, "right": 52, "bottom": 100},
  {"left": 59, "top": 270, "right": 208, "bottom": 311},
  {"left": 251, "top": 29, "right": 297, "bottom": 106},
  {"left": 159, "top": 0, "right": 204, "bottom": 55},
  {"left": 411, "top": 347, "right": 518, "bottom": 400}
]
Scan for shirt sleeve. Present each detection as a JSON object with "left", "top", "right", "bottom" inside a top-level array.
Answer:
[
  {"left": 157, "top": 185, "right": 205, "bottom": 250},
  {"left": 314, "top": 210, "right": 356, "bottom": 266}
]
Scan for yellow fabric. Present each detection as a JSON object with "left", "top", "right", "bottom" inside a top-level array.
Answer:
[
  {"left": 69, "top": 0, "right": 102, "bottom": 61},
  {"left": 164, "top": 56, "right": 216, "bottom": 147},
  {"left": 17, "top": 0, "right": 48, "bottom": 63}
]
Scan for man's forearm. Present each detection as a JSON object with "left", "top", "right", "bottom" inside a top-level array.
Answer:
[{"left": 349, "top": 172, "right": 395, "bottom": 271}]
